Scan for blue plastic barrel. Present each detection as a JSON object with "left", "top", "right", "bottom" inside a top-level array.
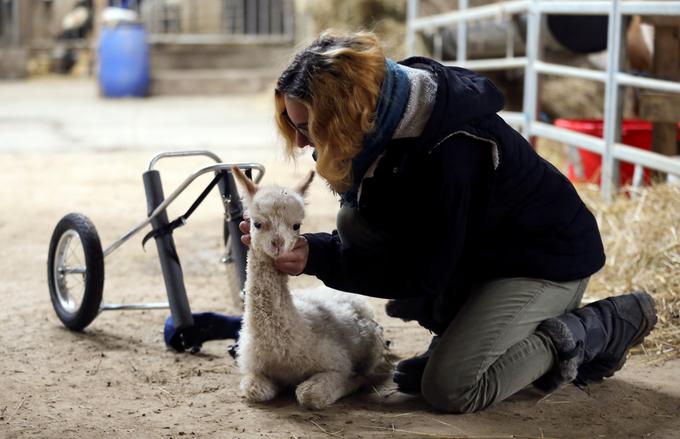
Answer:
[{"left": 98, "top": 23, "right": 150, "bottom": 97}]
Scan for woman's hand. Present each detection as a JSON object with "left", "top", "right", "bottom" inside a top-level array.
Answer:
[
  {"left": 239, "top": 218, "right": 309, "bottom": 276},
  {"left": 239, "top": 218, "right": 252, "bottom": 246},
  {"left": 275, "top": 237, "right": 309, "bottom": 275}
]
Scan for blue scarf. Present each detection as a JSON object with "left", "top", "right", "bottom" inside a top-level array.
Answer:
[{"left": 337, "top": 59, "right": 411, "bottom": 207}]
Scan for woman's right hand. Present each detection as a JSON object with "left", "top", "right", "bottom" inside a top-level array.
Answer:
[{"left": 239, "top": 218, "right": 252, "bottom": 247}]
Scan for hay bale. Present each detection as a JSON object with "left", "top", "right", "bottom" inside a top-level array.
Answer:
[
  {"left": 302, "top": 0, "right": 408, "bottom": 57},
  {"left": 301, "top": 0, "right": 461, "bottom": 58}
]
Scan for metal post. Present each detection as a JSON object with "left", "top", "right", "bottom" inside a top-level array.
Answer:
[
  {"left": 521, "top": 0, "right": 541, "bottom": 139},
  {"left": 271, "top": 0, "right": 282, "bottom": 35},
  {"left": 433, "top": 31, "right": 443, "bottom": 60},
  {"left": 258, "top": 0, "right": 270, "bottom": 35},
  {"left": 406, "top": 0, "right": 419, "bottom": 57},
  {"left": 11, "top": 0, "right": 20, "bottom": 46},
  {"left": 602, "top": 0, "right": 625, "bottom": 201},
  {"left": 246, "top": 0, "right": 257, "bottom": 34},
  {"left": 282, "top": 0, "right": 293, "bottom": 39},
  {"left": 218, "top": 171, "right": 248, "bottom": 292},
  {"left": 506, "top": 16, "right": 515, "bottom": 58},
  {"left": 142, "top": 170, "right": 194, "bottom": 331},
  {"left": 457, "top": 0, "right": 468, "bottom": 62}
]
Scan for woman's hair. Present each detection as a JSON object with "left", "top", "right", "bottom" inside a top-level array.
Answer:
[{"left": 275, "top": 30, "right": 386, "bottom": 192}]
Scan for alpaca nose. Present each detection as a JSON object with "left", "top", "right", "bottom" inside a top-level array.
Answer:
[{"left": 271, "top": 237, "right": 284, "bottom": 250}]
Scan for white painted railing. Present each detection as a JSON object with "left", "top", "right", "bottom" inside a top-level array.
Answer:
[{"left": 406, "top": 0, "right": 680, "bottom": 200}]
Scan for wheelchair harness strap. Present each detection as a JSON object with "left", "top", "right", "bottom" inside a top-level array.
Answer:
[{"left": 142, "top": 172, "right": 224, "bottom": 249}]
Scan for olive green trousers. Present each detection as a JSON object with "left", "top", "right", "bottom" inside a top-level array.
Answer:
[{"left": 421, "top": 276, "right": 588, "bottom": 413}]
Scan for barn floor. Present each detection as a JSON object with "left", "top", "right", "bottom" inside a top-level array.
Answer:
[{"left": 1, "top": 80, "right": 679, "bottom": 439}]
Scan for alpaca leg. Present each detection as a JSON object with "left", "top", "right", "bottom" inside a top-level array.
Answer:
[
  {"left": 241, "top": 372, "right": 278, "bottom": 403},
  {"left": 295, "top": 371, "right": 365, "bottom": 409}
]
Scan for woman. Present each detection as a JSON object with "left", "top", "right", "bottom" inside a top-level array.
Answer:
[{"left": 240, "top": 30, "right": 657, "bottom": 413}]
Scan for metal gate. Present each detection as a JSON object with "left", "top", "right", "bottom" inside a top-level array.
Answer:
[
  {"left": 139, "top": 0, "right": 295, "bottom": 44},
  {"left": 407, "top": 0, "right": 680, "bottom": 200},
  {"left": 0, "top": 0, "right": 17, "bottom": 46}
]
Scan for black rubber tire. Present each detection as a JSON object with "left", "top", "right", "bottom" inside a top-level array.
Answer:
[{"left": 47, "top": 213, "right": 104, "bottom": 331}]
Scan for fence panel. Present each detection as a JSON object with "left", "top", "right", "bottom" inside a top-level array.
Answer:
[{"left": 406, "top": 0, "right": 680, "bottom": 200}]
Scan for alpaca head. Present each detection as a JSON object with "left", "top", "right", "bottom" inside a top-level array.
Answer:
[{"left": 231, "top": 167, "right": 314, "bottom": 258}]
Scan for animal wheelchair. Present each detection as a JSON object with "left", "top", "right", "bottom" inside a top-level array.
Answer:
[{"left": 47, "top": 150, "right": 263, "bottom": 353}]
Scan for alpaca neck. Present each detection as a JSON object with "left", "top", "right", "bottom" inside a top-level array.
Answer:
[{"left": 244, "top": 249, "right": 302, "bottom": 335}]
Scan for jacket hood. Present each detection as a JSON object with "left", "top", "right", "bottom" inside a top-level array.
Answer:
[{"left": 400, "top": 57, "right": 505, "bottom": 142}]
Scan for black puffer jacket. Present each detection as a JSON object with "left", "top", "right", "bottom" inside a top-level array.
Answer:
[{"left": 303, "top": 57, "right": 605, "bottom": 333}]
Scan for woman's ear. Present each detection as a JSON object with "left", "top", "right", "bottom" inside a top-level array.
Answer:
[
  {"left": 231, "top": 167, "right": 258, "bottom": 202},
  {"left": 294, "top": 170, "right": 315, "bottom": 197}
]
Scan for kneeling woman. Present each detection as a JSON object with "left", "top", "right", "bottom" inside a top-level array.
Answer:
[{"left": 241, "top": 30, "right": 657, "bottom": 413}]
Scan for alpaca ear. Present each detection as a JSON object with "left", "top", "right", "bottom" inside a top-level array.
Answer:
[
  {"left": 294, "top": 170, "right": 315, "bottom": 197},
  {"left": 231, "top": 166, "right": 258, "bottom": 200}
]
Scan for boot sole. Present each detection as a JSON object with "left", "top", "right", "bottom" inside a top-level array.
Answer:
[{"left": 584, "top": 292, "right": 658, "bottom": 380}]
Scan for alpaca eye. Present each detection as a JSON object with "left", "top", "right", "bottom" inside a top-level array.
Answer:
[
  {"left": 253, "top": 221, "right": 262, "bottom": 229},
  {"left": 292, "top": 223, "right": 301, "bottom": 231}
]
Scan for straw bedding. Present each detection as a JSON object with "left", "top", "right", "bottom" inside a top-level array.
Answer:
[
  {"left": 540, "top": 141, "right": 680, "bottom": 362},
  {"left": 580, "top": 182, "right": 680, "bottom": 362}
]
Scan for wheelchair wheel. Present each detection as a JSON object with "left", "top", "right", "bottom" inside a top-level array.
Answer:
[{"left": 47, "top": 213, "right": 104, "bottom": 331}]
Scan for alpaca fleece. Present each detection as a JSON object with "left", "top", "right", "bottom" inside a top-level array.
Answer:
[{"left": 232, "top": 168, "right": 391, "bottom": 409}]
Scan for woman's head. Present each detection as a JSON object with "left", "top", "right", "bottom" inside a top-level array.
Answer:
[{"left": 275, "top": 30, "right": 386, "bottom": 192}]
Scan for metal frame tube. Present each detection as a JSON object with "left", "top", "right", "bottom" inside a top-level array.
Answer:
[
  {"left": 532, "top": 122, "right": 680, "bottom": 176},
  {"left": 457, "top": 0, "right": 469, "bottom": 62},
  {"left": 219, "top": 170, "right": 249, "bottom": 293},
  {"left": 537, "top": 1, "right": 612, "bottom": 14},
  {"left": 601, "top": 0, "right": 625, "bottom": 200},
  {"left": 103, "top": 162, "right": 264, "bottom": 257},
  {"left": 148, "top": 150, "right": 222, "bottom": 171},
  {"left": 11, "top": 0, "right": 20, "bottom": 46},
  {"left": 499, "top": 111, "right": 526, "bottom": 128},
  {"left": 433, "top": 31, "right": 443, "bottom": 60},
  {"left": 411, "top": 0, "right": 530, "bottom": 30},
  {"left": 506, "top": 17, "right": 516, "bottom": 58},
  {"left": 411, "top": 0, "right": 680, "bottom": 31},
  {"left": 143, "top": 170, "right": 194, "bottom": 329},
  {"left": 101, "top": 302, "right": 170, "bottom": 311},
  {"left": 613, "top": 143, "right": 680, "bottom": 176},
  {"left": 535, "top": 61, "right": 607, "bottom": 82},
  {"left": 532, "top": 121, "right": 606, "bottom": 154},
  {"left": 408, "top": 0, "right": 680, "bottom": 195},
  {"left": 444, "top": 57, "right": 528, "bottom": 71},
  {"left": 620, "top": 1, "right": 680, "bottom": 15},
  {"left": 617, "top": 72, "right": 680, "bottom": 94},
  {"left": 521, "top": 0, "right": 541, "bottom": 138},
  {"left": 406, "top": 0, "right": 419, "bottom": 57}
]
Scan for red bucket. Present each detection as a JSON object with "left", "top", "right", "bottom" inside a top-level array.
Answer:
[{"left": 555, "top": 119, "right": 680, "bottom": 186}]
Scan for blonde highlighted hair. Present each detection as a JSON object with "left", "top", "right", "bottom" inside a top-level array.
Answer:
[{"left": 274, "top": 30, "right": 386, "bottom": 192}]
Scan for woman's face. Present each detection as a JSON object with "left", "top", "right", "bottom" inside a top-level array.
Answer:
[{"left": 283, "top": 95, "right": 313, "bottom": 148}]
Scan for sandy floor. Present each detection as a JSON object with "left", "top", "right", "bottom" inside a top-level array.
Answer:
[{"left": 1, "top": 149, "right": 679, "bottom": 439}]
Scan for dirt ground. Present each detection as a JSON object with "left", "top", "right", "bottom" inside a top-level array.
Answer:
[{"left": 0, "top": 149, "right": 678, "bottom": 439}]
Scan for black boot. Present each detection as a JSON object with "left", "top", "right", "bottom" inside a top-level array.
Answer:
[
  {"left": 536, "top": 292, "right": 657, "bottom": 392},
  {"left": 393, "top": 336, "right": 439, "bottom": 394}
]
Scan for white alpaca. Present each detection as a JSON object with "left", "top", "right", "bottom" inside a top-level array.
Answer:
[{"left": 231, "top": 167, "right": 391, "bottom": 410}]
